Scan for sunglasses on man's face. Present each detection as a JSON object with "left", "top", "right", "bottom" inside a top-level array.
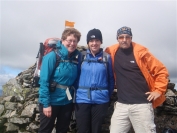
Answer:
[{"left": 118, "top": 36, "right": 132, "bottom": 40}]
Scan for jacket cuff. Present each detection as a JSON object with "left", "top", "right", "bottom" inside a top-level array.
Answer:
[{"left": 43, "top": 104, "right": 50, "bottom": 108}]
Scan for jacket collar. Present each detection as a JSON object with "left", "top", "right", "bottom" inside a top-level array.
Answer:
[
  {"left": 86, "top": 48, "right": 104, "bottom": 57},
  {"left": 114, "top": 42, "right": 148, "bottom": 58}
]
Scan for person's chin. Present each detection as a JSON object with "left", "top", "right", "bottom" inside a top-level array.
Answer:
[
  {"left": 123, "top": 46, "right": 129, "bottom": 49},
  {"left": 120, "top": 44, "right": 129, "bottom": 49},
  {"left": 68, "top": 49, "right": 75, "bottom": 53},
  {"left": 92, "top": 48, "right": 99, "bottom": 51}
]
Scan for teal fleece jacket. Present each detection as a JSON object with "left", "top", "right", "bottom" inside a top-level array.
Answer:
[{"left": 39, "top": 41, "right": 80, "bottom": 107}]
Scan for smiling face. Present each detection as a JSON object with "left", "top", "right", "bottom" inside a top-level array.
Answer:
[
  {"left": 117, "top": 34, "right": 132, "bottom": 49},
  {"left": 62, "top": 34, "right": 78, "bottom": 54},
  {"left": 88, "top": 39, "right": 101, "bottom": 55}
]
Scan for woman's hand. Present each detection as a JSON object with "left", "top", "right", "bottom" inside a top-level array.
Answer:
[{"left": 43, "top": 106, "right": 52, "bottom": 117}]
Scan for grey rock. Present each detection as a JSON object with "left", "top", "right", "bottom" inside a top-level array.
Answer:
[
  {"left": 27, "top": 122, "right": 39, "bottom": 131},
  {"left": 16, "top": 95, "right": 24, "bottom": 102},
  {"left": 1, "top": 110, "right": 13, "bottom": 118},
  {"left": 35, "top": 113, "right": 40, "bottom": 122},
  {"left": 0, "top": 105, "right": 4, "bottom": 116},
  {"left": 23, "top": 79, "right": 32, "bottom": 84},
  {"left": 77, "top": 45, "right": 87, "bottom": 52},
  {"left": 24, "top": 101, "right": 37, "bottom": 107},
  {"left": 167, "top": 82, "right": 175, "bottom": 90},
  {"left": 3, "top": 96, "right": 16, "bottom": 102},
  {"left": 18, "top": 103, "right": 23, "bottom": 108},
  {"left": 0, "top": 118, "right": 6, "bottom": 127},
  {"left": 18, "top": 131, "right": 31, "bottom": 133},
  {"left": 25, "top": 93, "right": 39, "bottom": 101},
  {"left": 10, "top": 110, "right": 18, "bottom": 117},
  {"left": 34, "top": 98, "right": 38, "bottom": 102},
  {"left": 165, "top": 89, "right": 176, "bottom": 97},
  {"left": 0, "top": 98, "right": 5, "bottom": 104},
  {"left": 2, "top": 78, "right": 24, "bottom": 99},
  {"left": 4, "top": 102, "right": 17, "bottom": 110},
  {"left": 164, "top": 96, "right": 177, "bottom": 106},
  {"left": 8, "top": 117, "right": 31, "bottom": 124},
  {"left": 36, "top": 104, "right": 39, "bottom": 112},
  {"left": 22, "top": 73, "right": 32, "bottom": 80},
  {"left": 4, "top": 122, "right": 19, "bottom": 132},
  {"left": 21, "top": 104, "right": 37, "bottom": 117},
  {"left": 23, "top": 82, "right": 31, "bottom": 88}
]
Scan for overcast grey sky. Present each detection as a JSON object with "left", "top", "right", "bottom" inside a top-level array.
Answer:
[{"left": 0, "top": 0, "right": 177, "bottom": 89}]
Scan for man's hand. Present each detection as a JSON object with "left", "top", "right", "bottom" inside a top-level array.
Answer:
[
  {"left": 43, "top": 106, "right": 52, "bottom": 117},
  {"left": 145, "top": 91, "right": 161, "bottom": 101}
]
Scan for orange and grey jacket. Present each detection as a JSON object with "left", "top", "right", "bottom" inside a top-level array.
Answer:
[{"left": 105, "top": 42, "right": 169, "bottom": 108}]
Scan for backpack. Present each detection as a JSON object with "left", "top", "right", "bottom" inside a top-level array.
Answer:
[
  {"left": 32, "top": 38, "right": 60, "bottom": 88},
  {"left": 32, "top": 38, "right": 80, "bottom": 88}
]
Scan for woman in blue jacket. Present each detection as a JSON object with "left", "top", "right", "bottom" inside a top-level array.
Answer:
[
  {"left": 75, "top": 29, "right": 115, "bottom": 133},
  {"left": 38, "top": 28, "right": 81, "bottom": 133}
]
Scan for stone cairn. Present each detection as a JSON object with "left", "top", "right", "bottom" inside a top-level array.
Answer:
[{"left": 0, "top": 45, "right": 177, "bottom": 133}]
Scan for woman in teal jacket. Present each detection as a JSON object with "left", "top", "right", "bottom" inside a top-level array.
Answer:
[
  {"left": 38, "top": 28, "right": 81, "bottom": 133},
  {"left": 75, "top": 29, "right": 115, "bottom": 133}
]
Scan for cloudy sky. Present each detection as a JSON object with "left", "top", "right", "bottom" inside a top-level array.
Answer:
[{"left": 0, "top": 0, "right": 177, "bottom": 90}]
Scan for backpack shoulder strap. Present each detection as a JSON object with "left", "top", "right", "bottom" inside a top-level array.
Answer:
[
  {"left": 81, "top": 51, "right": 87, "bottom": 62},
  {"left": 102, "top": 52, "right": 109, "bottom": 63},
  {"left": 102, "top": 52, "right": 109, "bottom": 78},
  {"left": 49, "top": 51, "right": 60, "bottom": 78},
  {"left": 54, "top": 50, "right": 60, "bottom": 67}
]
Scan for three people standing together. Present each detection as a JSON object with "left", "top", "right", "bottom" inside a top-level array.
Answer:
[{"left": 38, "top": 26, "right": 169, "bottom": 133}]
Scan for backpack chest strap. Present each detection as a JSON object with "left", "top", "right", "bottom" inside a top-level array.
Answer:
[
  {"left": 83, "top": 59, "right": 107, "bottom": 63},
  {"left": 78, "top": 86, "right": 108, "bottom": 99}
]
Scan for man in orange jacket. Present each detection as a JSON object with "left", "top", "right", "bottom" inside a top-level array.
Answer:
[{"left": 105, "top": 26, "right": 169, "bottom": 133}]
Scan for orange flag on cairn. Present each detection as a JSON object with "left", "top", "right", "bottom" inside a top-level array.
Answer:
[{"left": 65, "top": 20, "right": 75, "bottom": 27}]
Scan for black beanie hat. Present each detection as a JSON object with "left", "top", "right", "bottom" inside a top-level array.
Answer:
[{"left": 87, "top": 28, "right": 102, "bottom": 44}]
